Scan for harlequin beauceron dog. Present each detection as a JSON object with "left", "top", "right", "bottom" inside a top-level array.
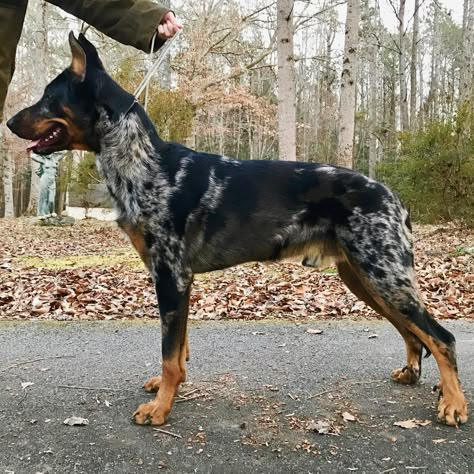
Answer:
[{"left": 7, "top": 33, "right": 467, "bottom": 427}]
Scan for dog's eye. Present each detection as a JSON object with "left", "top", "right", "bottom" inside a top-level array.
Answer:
[{"left": 44, "top": 93, "right": 59, "bottom": 106}]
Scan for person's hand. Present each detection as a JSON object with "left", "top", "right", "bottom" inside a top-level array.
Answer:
[{"left": 158, "top": 11, "right": 182, "bottom": 40}]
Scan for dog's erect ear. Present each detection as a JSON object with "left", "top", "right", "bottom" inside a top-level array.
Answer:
[
  {"left": 68, "top": 32, "right": 135, "bottom": 120},
  {"left": 77, "top": 33, "right": 105, "bottom": 71},
  {"left": 68, "top": 32, "right": 87, "bottom": 81},
  {"left": 68, "top": 32, "right": 86, "bottom": 81}
]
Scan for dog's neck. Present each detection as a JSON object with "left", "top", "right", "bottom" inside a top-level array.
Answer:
[
  {"left": 95, "top": 108, "right": 166, "bottom": 224},
  {"left": 96, "top": 104, "right": 167, "bottom": 169}
]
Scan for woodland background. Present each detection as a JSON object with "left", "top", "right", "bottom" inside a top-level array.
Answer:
[
  {"left": 0, "top": 0, "right": 473, "bottom": 322},
  {"left": 0, "top": 0, "right": 473, "bottom": 224}
]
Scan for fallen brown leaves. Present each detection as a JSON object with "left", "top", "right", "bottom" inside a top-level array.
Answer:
[
  {"left": 0, "top": 218, "right": 126, "bottom": 258},
  {"left": 1, "top": 264, "right": 157, "bottom": 320},
  {"left": 1, "top": 219, "right": 472, "bottom": 321},
  {"left": 393, "top": 419, "right": 431, "bottom": 429},
  {"left": 413, "top": 225, "right": 474, "bottom": 319}
]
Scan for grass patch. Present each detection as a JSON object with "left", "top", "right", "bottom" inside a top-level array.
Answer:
[
  {"left": 448, "top": 246, "right": 474, "bottom": 258},
  {"left": 14, "top": 253, "right": 144, "bottom": 270}
]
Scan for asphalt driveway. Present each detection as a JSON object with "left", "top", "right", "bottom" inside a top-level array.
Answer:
[{"left": 0, "top": 320, "right": 472, "bottom": 473}]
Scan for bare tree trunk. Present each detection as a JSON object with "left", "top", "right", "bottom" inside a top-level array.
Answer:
[
  {"left": 410, "top": 0, "right": 420, "bottom": 129},
  {"left": 218, "top": 108, "right": 224, "bottom": 155},
  {"left": 1, "top": 125, "right": 14, "bottom": 217},
  {"left": 277, "top": 0, "right": 296, "bottom": 161},
  {"left": 418, "top": 48, "right": 424, "bottom": 129},
  {"left": 247, "top": 110, "right": 254, "bottom": 160},
  {"left": 368, "top": 43, "right": 378, "bottom": 179},
  {"left": 398, "top": 0, "right": 409, "bottom": 131},
  {"left": 428, "top": 2, "right": 440, "bottom": 120},
  {"left": 300, "top": 27, "right": 309, "bottom": 161},
  {"left": 236, "top": 108, "right": 241, "bottom": 157},
  {"left": 337, "top": 0, "right": 360, "bottom": 169},
  {"left": 460, "top": 0, "right": 473, "bottom": 103},
  {"left": 28, "top": 1, "right": 49, "bottom": 214}
]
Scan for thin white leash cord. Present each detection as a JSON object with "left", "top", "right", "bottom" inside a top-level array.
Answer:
[
  {"left": 144, "top": 33, "right": 156, "bottom": 111},
  {"left": 133, "top": 28, "right": 181, "bottom": 112}
]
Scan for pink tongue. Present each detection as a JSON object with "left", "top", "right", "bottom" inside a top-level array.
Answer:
[{"left": 27, "top": 138, "right": 42, "bottom": 152}]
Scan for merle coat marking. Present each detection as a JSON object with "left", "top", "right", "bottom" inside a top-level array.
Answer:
[{"left": 6, "top": 33, "right": 468, "bottom": 427}]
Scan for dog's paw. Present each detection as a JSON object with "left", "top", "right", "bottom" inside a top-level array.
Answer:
[
  {"left": 436, "top": 385, "right": 468, "bottom": 426},
  {"left": 143, "top": 376, "right": 162, "bottom": 393},
  {"left": 390, "top": 366, "right": 420, "bottom": 385},
  {"left": 133, "top": 401, "right": 166, "bottom": 426}
]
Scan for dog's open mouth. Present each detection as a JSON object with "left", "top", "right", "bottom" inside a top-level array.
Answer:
[{"left": 27, "top": 124, "right": 67, "bottom": 153}]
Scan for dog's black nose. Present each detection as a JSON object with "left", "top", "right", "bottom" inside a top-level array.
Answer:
[{"left": 6, "top": 116, "right": 16, "bottom": 131}]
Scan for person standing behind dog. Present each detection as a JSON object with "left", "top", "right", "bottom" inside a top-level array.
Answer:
[{"left": 0, "top": 0, "right": 182, "bottom": 122}]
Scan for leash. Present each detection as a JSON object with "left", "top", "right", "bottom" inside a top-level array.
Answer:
[{"left": 133, "top": 29, "right": 182, "bottom": 112}]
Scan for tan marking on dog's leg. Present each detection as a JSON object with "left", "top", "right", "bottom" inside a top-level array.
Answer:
[
  {"left": 121, "top": 223, "right": 159, "bottom": 393},
  {"left": 143, "top": 376, "right": 161, "bottom": 393},
  {"left": 370, "top": 294, "right": 467, "bottom": 425},
  {"left": 337, "top": 260, "right": 422, "bottom": 384},
  {"left": 136, "top": 341, "right": 187, "bottom": 425},
  {"left": 406, "top": 327, "right": 467, "bottom": 426},
  {"left": 134, "top": 345, "right": 187, "bottom": 425},
  {"left": 134, "top": 279, "right": 191, "bottom": 426},
  {"left": 144, "top": 331, "right": 189, "bottom": 393},
  {"left": 390, "top": 335, "right": 422, "bottom": 385},
  {"left": 119, "top": 222, "right": 151, "bottom": 270}
]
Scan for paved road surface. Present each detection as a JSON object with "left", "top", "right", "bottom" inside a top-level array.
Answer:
[{"left": 0, "top": 320, "right": 472, "bottom": 473}]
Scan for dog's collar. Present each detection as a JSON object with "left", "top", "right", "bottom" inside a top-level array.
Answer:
[{"left": 125, "top": 99, "right": 139, "bottom": 116}]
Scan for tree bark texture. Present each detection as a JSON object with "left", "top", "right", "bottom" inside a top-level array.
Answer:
[
  {"left": 398, "top": 0, "right": 409, "bottom": 131},
  {"left": 277, "top": 0, "right": 297, "bottom": 161},
  {"left": 410, "top": 0, "right": 419, "bottom": 129},
  {"left": 460, "top": 0, "right": 473, "bottom": 103},
  {"left": 28, "top": 0, "right": 49, "bottom": 214},
  {"left": 1, "top": 124, "right": 14, "bottom": 217},
  {"left": 337, "top": 0, "right": 360, "bottom": 169}
]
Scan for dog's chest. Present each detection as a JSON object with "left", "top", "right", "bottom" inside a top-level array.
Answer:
[
  {"left": 96, "top": 115, "right": 161, "bottom": 222},
  {"left": 96, "top": 152, "right": 160, "bottom": 224}
]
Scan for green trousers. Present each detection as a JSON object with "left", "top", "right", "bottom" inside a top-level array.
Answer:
[{"left": 0, "top": 1, "right": 28, "bottom": 121}]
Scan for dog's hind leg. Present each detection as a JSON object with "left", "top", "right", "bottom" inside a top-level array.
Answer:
[
  {"left": 389, "top": 301, "right": 467, "bottom": 426},
  {"left": 337, "top": 239, "right": 467, "bottom": 425},
  {"left": 134, "top": 267, "right": 191, "bottom": 425},
  {"left": 336, "top": 260, "right": 423, "bottom": 385}
]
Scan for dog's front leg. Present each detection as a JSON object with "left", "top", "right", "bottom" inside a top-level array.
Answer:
[{"left": 133, "top": 267, "right": 191, "bottom": 426}]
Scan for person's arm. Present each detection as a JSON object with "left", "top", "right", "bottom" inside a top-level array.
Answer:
[{"left": 47, "top": 0, "right": 171, "bottom": 53}]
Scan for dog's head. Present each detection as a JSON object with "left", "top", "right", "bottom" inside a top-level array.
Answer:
[{"left": 7, "top": 33, "right": 135, "bottom": 154}]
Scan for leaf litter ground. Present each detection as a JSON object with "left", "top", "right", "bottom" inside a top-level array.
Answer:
[{"left": 1, "top": 219, "right": 472, "bottom": 321}]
